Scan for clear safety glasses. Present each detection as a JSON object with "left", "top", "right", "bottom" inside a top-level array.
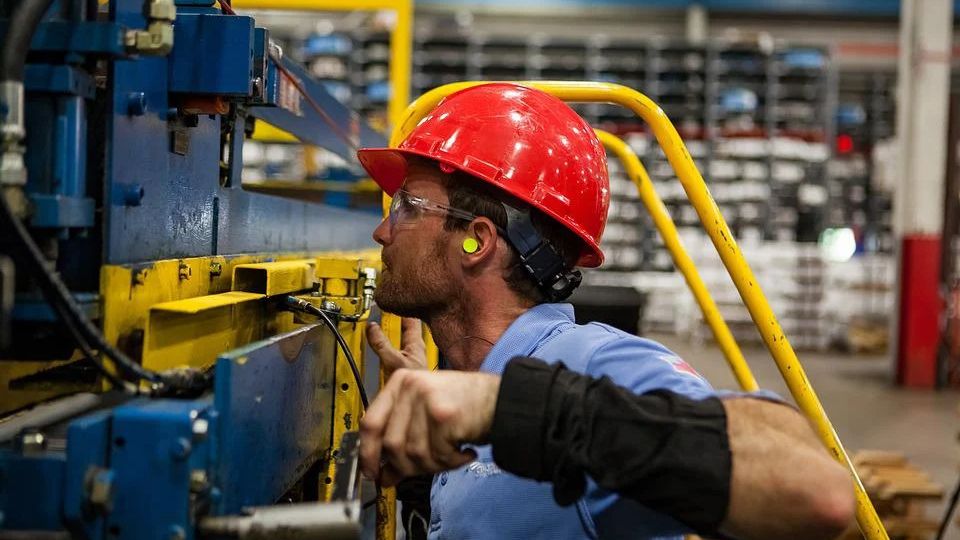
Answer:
[{"left": 388, "top": 189, "right": 479, "bottom": 230}]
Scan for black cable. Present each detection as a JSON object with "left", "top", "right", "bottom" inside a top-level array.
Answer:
[
  {"left": 49, "top": 297, "right": 135, "bottom": 393},
  {"left": 284, "top": 296, "right": 369, "bottom": 409},
  {"left": 0, "top": 0, "right": 54, "bottom": 81},
  {"left": 0, "top": 0, "right": 171, "bottom": 388},
  {"left": 0, "top": 194, "right": 162, "bottom": 384},
  {"left": 936, "top": 474, "right": 960, "bottom": 540}
]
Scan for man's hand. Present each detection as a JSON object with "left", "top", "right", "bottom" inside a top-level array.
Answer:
[
  {"left": 366, "top": 317, "right": 428, "bottom": 378},
  {"left": 359, "top": 368, "right": 501, "bottom": 487}
]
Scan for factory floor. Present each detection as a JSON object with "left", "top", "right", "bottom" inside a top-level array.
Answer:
[{"left": 651, "top": 333, "right": 960, "bottom": 539}]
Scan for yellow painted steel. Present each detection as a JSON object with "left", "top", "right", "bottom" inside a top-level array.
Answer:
[
  {"left": 595, "top": 130, "right": 759, "bottom": 392},
  {"left": 0, "top": 359, "right": 95, "bottom": 414},
  {"left": 142, "top": 291, "right": 279, "bottom": 371},
  {"left": 233, "top": 259, "right": 316, "bottom": 296},
  {"left": 251, "top": 121, "right": 297, "bottom": 143},
  {"left": 244, "top": 179, "right": 380, "bottom": 194},
  {"left": 319, "top": 315, "right": 367, "bottom": 500},
  {"left": 392, "top": 81, "right": 888, "bottom": 540}
]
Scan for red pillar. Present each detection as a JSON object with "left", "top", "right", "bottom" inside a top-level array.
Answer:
[{"left": 896, "top": 235, "right": 942, "bottom": 387}]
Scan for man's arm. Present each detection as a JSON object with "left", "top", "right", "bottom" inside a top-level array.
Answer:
[
  {"left": 359, "top": 358, "right": 856, "bottom": 540},
  {"left": 721, "top": 397, "right": 856, "bottom": 540},
  {"left": 491, "top": 357, "right": 855, "bottom": 540}
]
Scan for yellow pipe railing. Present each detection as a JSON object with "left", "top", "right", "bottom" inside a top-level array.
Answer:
[
  {"left": 595, "top": 130, "right": 759, "bottom": 392},
  {"left": 390, "top": 81, "right": 887, "bottom": 540}
]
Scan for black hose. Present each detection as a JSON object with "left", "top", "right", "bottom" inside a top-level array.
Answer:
[
  {"left": 50, "top": 297, "right": 135, "bottom": 393},
  {"left": 0, "top": 0, "right": 55, "bottom": 81},
  {"left": 285, "top": 296, "right": 369, "bottom": 409},
  {"left": 0, "top": 193, "right": 162, "bottom": 384},
  {"left": 0, "top": 0, "right": 166, "bottom": 387}
]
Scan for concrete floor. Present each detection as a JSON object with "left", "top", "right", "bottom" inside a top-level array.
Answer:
[{"left": 650, "top": 333, "right": 960, "bottom": 539}]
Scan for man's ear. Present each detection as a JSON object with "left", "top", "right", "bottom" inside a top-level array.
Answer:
[{"left": 462, "top": 218, "right": 500, "bottom": 267}]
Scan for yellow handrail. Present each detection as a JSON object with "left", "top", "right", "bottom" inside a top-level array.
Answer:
[
  {"left": 390, "top": 81, "right": 887, "bottom": 540},
  {"left": 595, "top": 130, "right": 759, "bottom": 392}
]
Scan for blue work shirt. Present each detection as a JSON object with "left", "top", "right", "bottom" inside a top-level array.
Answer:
[{"left": 428, "top": 303, "right": 721, "bottom": 540}]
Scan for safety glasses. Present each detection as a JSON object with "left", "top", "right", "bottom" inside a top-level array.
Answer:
[{"left": 388, "top": 189, "right": 479, "bottom": 230}]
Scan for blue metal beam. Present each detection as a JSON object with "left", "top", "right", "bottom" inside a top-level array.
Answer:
[{"left": 249, "top": 55, "right": 384, "bottom": 160}]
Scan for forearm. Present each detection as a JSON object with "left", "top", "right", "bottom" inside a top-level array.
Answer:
[
  {"left": 490, "top": 356, "right": 732, "bottom": 534},
  {"left": 720, "top": 399, "right": 856, "bottom": 540}
]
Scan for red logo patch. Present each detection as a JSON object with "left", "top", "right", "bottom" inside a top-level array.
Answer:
[{"left": 660, "top": 355, "right": 703, "bottom": 379}]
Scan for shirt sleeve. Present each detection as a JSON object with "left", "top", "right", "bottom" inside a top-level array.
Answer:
[{"left": 580, "top": 334, "right": 721, "bottom": 537}]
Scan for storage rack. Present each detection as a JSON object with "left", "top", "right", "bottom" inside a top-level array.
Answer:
[
  {"left": 831, "top": 70, "right": 896, "bottom": 254},
  {"left": 352, "top": 30, "right": 391, "bottom": 132},
  {"left": 279, "top": 30, "right": 839, "bottom": 277}
]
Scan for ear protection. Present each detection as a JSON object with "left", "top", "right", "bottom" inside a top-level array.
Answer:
[{"left": 462, "top": 237, "right": 479, "bottom": 254}]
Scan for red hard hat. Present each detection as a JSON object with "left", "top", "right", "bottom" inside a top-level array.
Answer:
[{"left": 357, "top": 83, "right": 609, "bottom": 268}]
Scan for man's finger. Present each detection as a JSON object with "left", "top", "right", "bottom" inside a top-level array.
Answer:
[
  {"left": 366, "top": 322, "right": 407, "bottom": 373},
  {"left": 381, "top": 384, "right": 417, "bottom": 479},
  {"left": 366, "top": 322, "right": 397, "bottom": 357},
  {"left": 400, "top": 317, "right": 425, "bottom": 355},
  {"left": 431, "top": 420, "right": 476, "bottom": 470},
  {"left": 406, "top": 401, "right": 443, "bottom": 472}
]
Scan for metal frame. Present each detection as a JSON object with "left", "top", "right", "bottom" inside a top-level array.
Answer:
[
  {"left": 390, "top": 81, "right": 888, "bottom": 540},
  {"left": 218, "top": 2, "right": 412, "bottom": 536},
  {"left": 595, "top": 130, "right": 759, "bottom": 392},
  {"left": 233, "top": 0, "right": 412, "bottom": 141}
]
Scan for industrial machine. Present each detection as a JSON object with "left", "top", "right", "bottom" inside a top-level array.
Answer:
[{"left": 0, "top": 0, "right": 388, "bottom": 536}]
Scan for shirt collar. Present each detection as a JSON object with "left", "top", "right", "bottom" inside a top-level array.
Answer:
[{"left": 479, "top": 303, "right": 575, "bottom": 374}]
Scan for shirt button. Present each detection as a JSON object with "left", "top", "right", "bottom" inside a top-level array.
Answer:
[{"left": 439, "top": 472, "right": 448, "bottom": 486}]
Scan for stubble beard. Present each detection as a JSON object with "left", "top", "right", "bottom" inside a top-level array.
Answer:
[{"left": 374, "top": 239, "right": 453, "bottom": 321}]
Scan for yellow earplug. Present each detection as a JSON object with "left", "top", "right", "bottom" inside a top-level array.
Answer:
[{"left": 462, "top": 237, "right": 479, "bottom": 254}]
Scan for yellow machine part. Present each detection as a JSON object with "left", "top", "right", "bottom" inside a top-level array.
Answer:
[{"left": 390, "top": 80, "right": 889, "bottom": 540}]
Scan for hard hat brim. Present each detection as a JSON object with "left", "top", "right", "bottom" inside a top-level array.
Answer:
[{"left": 356, "top": 147, "right": 409, "bottom": 196}]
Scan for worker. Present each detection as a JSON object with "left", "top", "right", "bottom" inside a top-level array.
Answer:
[
  {"left": 355, "top": 83, "right": 855, "bottom": 540},
  {"left": 360, "top": 357, "right": 854, "bottom": 540}
]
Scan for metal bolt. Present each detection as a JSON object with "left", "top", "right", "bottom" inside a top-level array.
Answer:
[
  {"left": 121, "top": 183, "right": 144, "bottom": 206},
  {"left": 127, "top": 92, "right": 147, "bottom": 116},
  {"left": 189, "top": 470, "right": 209, "bottom": 493},
  {"left": 192, "top": 418, "right": 209, "bottom": 440},
  {"left": 322, "top": 300, "right": 341, "bottom": 313},
  {"left": 87, "top": 468, "right": 115, "bottom": 511},
  {"left": 19, "top": 429, "right": 45, "bottom": 455},
  {"left": 268, "top": 40, "right": 283, "bottom": 61},
  {"left": 178, "top": 262, "right": 191, "bottom": 281},
  {"left": 209, "top": 261, "right": 222, "bottom": 277},
  {"left": 170, "top": 437, "right": 192, "bottom": 461}
]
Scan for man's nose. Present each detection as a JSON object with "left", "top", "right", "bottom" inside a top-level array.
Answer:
[{"left": 372, "top": 217, "right": 390, "bottom": 246}]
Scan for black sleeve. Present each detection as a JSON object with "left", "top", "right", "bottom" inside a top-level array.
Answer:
[{"left": 489, "top": 356, "right": 732, "bottom": 535}]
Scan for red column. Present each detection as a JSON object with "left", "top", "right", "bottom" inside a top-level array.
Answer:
[{"left": 896, "top": 235, "right": 943, "bottom": 387}]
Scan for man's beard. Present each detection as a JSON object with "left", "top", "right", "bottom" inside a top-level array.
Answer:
[{"left": 374, "top": 240, "right": 453, "bottom": 320}]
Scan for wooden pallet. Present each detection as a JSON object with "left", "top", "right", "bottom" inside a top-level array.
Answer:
[{"left": 840, "top": 450, "right": 945, "bottom": 540}]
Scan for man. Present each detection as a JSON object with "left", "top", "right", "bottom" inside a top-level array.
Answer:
[
  {"left": 356, "top": 83, "right": 854, "bottom": 539},
  {"left": 359, "top": 357, "right": 856, "bottom": 540}
]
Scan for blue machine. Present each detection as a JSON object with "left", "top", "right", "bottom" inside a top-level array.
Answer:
[{"left": 0, "top": 0, "right": 385, "bottom": 536}]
